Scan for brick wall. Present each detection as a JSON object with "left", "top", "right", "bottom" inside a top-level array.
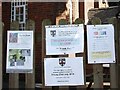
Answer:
[
  {"left": 2, "top": 2, "right": 11, "bottom": 82},
  {"left": 79, "top": 2, "right": 84, "bottom": 19},
  {"left": 2, "top": 3, "right": 11, "bottom": 65}
]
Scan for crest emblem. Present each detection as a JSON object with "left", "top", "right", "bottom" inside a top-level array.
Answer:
[
  {"left": 50, "top": 30, "right": 56, "bottom": 37},
  {"left": 59, "top": 58, "right": 66, "bottom": 66}
]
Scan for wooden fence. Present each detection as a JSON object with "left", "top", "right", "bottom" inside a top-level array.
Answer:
[
  {"left": 1, "top": 17, "right": 120, "bottom": 89},
  {"left": 0, "top": 20, "right": 3, "bottom": 90}
]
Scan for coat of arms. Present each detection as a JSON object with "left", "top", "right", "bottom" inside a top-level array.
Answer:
[
  {"left": 59, "top": 58, "right": 66, "bottom": 66},
  {"left": 50, "top": 30, "right": 56, "bottom": 37}
]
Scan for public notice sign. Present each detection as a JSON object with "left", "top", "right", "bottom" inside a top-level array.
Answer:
[
  {"left": 87, "top": 24, "right": 115, "bottom": 64},
  {"left": 44, "top": 57, "right": 84, "bottom": 86},
  {"left": 6, "top": 31, "right": 34, "bottom": 73},
  {"left": 45, "top": 24, "right": 84, "bottom": 55}
]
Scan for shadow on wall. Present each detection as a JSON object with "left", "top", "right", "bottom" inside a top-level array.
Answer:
[
  {"left": 55, "top": 2, "right": 67, "bottom": 17},
  {"left": 108, "top": 2, "right": 120, "bottom": 6}
]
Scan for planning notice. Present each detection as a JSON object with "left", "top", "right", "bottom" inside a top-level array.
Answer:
[
  {"left": 87, "top": 24, "right": 115, "bottom": 64},
  {"left": 44, "top": 57, "right": 84, "bottom": 86},
  {"left": 6, "top": 31, "right": 34, "bottom": 73},
  {"left": 45, "top": 24, "right": 84, "bottom": 55}
]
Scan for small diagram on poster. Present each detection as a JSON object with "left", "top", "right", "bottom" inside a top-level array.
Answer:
[
  {"left": 87, "top": 24, "right": 115, "bottom": 64},
  {"left": 6, "top": 31, "right": 34, "bottom": 73},
  {"left": 45, "top": 24, "right": 84, "bottom": 55}
]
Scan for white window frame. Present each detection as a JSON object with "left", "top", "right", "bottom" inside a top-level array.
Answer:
[
  {"left": 11, "top": 0, "right": 28, "bottom": 30},
  {"left": 14, "top": 5, "right": 26, "bottom": 23}
]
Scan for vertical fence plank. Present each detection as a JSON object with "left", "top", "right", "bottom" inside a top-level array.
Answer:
[
  {"left": 0, "top": 20, "right": 3, "bottom": 90},
  {"left": 108, "top": 17, "right": 118, "bottom": 88},
  {"left": 74, "top": 18, "right": 84, "bottom": 24},
  {"left": 117, "top": 16, "right": 120, "bottom": 89},
  {"left": 74, "top": 18, "right": 86, "bottom": 89},
  {"left": 9, "top": 21, "right": 19, "bottom": 89},
  {"left": 42, "top": 19, "right": 52, "bottom": 90},
  {"left": 58, "top": 19, "right": 68, "bottom": 25},
  {"left": 58, "top": 19, "right": 69, "bottom": 90},
  {"left": 91, "top": 17, "right": 103, "bottom": 88},
  {"left": 25, "top": 19, "right": 35, "bottom": 89},
  {"left": 10, "top": 21, "right": 19, "bottom": 30},
  {"left": 93, "top": 64, "right": 103, "bottom": 88}
]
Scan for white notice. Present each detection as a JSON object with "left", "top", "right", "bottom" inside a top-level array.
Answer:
[
  {"left": 6, "top": 31, "right": 34, "bottom": 73},
  {"left": 45, "top": 24, "right": 84, "bottom": 55},
  {"left": 44, "top": 57, "right": 84, "bottom": 86},
  {"left": 87, "top": 24, "right": 115, "bottom": 64}
]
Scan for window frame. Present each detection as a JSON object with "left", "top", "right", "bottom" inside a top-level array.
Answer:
[{"left": 11, "top": 0, "right": 28, "bottom": 30}]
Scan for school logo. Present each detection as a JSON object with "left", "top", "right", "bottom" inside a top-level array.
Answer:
[
  {"left": 59, "top": 58, "right": 66, "bottom": 66},
  {"left": 50, "top": 30, "right": 56, "bottom": 37}
]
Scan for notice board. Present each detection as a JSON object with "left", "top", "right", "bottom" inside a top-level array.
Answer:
[
  {"left": 44, "top": 57, "right": 84, "bottom": 86},
  {"left": 87, "top": 24, "right": 115, "bottom": 64},
  {"left": 45, "top": 24, "right": 84, "bottom": 55},
  {"left": 6, "top": 31, "right": 34, "bottom": 73}
]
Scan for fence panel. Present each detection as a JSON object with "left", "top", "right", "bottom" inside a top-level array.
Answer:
[
  {"left": 108, "top": 17, "right": 118, "bottom": 88},
  {"left": 6, "top": 17, "right": 120, "bottom": 89},
  {"left": 0, "top": 20, "right": 3, "bottom": 90},
  {"left": 117, "top": 17, "right": 120, "bottom": 89},
  {"left": 25, "top": 19, "right": 35, "bottom": 89},
  {"left": 9, "top": 21, "right": 19, "bottom": 89},
  {"left": 58, "top": 19, "right": 69, "bottom": 90},
  {"left": 42, "top": 19, "right": 52, "bottom": 90},
  {"left": 90, "top": 17, "right": 103, "bottom": 88}
]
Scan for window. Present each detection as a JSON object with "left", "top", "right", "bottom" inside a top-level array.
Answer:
[{"left": 11, "top": 0, "right": 28, "bottom": 30}]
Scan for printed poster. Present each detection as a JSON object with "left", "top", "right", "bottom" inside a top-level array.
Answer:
[
  {"left": 87, "top": 24, "right": 115, "bottom": 64},
  {"left": 6, "top": 31, "right": 34, "bottom": 73},
  {"left": 44, "top": 57, "right": 84, "bottom": 86},
  {"left": 45, "top": 24, "right": 84, "bottom": 55}
]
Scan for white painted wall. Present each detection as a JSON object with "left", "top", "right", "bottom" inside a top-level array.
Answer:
[
  {"left": 99, "top": 0, "right": 109, "bottom": 8},
  {"left": 84, "top": 0, "right": 94, "bottom": 24},
  {"left": 72, "top": 0, "right": 79, "bottom": 22}
]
